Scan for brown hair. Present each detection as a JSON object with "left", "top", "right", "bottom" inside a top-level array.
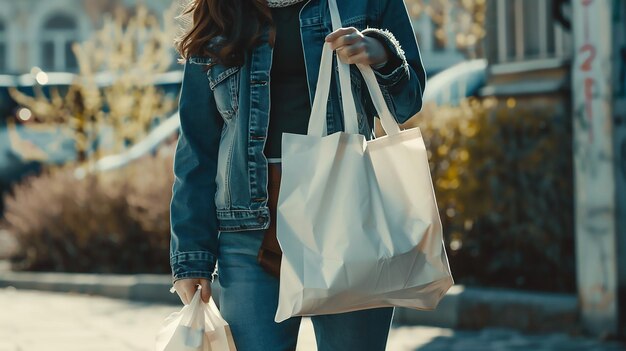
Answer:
[{"left": 175, "top": 0, "right": 274, "bottom": 67}]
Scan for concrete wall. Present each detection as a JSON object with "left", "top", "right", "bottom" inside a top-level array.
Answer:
[
  {"left": 610, "top": 0, "right": 626, "bottom": 340},
  {"left": 571, "top": 0, "right": 623, "bottom": 337}
]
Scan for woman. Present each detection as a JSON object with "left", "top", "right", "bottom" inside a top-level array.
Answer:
[{"left": 170, "top": 0, "right": 426, "bottom": 349}]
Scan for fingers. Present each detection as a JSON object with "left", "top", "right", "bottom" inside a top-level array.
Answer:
[
  {"left": 325, "top": 27, "right": 362, "bottom": 50},
  {"left": 181, "top": 290, "right": 190, "bottom": 305},
  {"left": 336, "top": 42, "right": 368, "bottom": 64},
  {"left": 173, "top": 279, "right": 206, "bottom": 305},
  {"left": 325, "top": 27, "right": 356, "bottom": 43},
  {"left": 200, "top": 279, "right": 211, "bottom": 304},
  {"left": 340, "top": 51, "right": 371, "bottom": 65},
  {"left": 325, "top": 27, "right": 379, "bottom": 65},
  {"left": 176, "top": 283, "right": 190, "bottom": 305},
  {"left": 173, "top": 280, "right": 186, "bottom": 304},
  {"left": 336, "top": 36, "right": 388, "bottom": 66},
  {"left": 341, "top": 41, "right": 367, "bottom": 57}
]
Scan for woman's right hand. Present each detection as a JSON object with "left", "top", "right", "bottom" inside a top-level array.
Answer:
[{"left": 173, "top": 278, "right": 212, "bottom": 305}]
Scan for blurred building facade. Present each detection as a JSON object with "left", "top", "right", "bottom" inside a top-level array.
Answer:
[
  {"left": 0, "top": 0, "right": 172, "bottom": 74},
  {"left": 410, "top": 10, "right": 467, "bottom": 74},
  {"left": 482, "top": 0, "right": 573, "bottom": 97},
  {"left": 483, "top": 0, "right": 626, "bottom": 338},
  {"left": 0, "top": 0, "right": 471, "bottom": 76}
]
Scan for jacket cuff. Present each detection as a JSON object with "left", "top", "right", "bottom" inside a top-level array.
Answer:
[
  {"left": 362, "top": 28, "right": 410, "bottom": 88},
  {"left": 170, "top": 251, "right": 217, "bottom": 284}
]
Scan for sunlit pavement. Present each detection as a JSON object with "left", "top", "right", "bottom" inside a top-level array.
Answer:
[{"left": 0, "top": 288, "right": 623, "bottom": 351}]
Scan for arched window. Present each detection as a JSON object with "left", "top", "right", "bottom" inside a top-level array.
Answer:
[
  {"left": 0, "top": 21, "right": 6, "bottom": 72},
  {"left": 40, "top": 13, "right": 79, "bottom": 71}
]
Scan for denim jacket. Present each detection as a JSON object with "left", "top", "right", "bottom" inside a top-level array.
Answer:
[{"left": 170, "top": 0, "right": 427, "bottom": 283}]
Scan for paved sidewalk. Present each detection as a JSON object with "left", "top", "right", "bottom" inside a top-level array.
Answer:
[
  {"left": 0, "top": 269, "right": 581, "bottom": 333},
  {"left": 0, "top": 288, "right": 623, "bottom": 351}
]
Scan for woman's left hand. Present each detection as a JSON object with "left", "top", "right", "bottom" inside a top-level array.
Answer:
[{"left": 325, "top": 27, "right": 388, "bottom": 67}]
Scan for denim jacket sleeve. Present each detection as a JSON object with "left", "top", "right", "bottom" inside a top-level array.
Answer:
[
  {"left": 169, "top": 58, "right": 222, "bottom": 284},
  {"left": 361, "top": 0, "right": 427, "bottom": 124}
]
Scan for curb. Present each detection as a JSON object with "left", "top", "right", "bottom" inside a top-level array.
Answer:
[
  {"left": 0, "top": 271, "right": 579, "bottom": 332},
  {"left": 394, "top": 285, "right": 580, "bottom": 333},
  {"left": 0, "top": 271, "right": 181, "bottom": 305}
]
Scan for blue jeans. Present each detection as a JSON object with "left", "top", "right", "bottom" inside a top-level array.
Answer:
[{"left": 216, "top": 230, "right": 394, "bottom": 351}]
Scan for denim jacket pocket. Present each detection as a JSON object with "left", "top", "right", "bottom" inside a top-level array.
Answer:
[
  {"left": 207, "top": 65, "right": 241, "bottom": 122},
  {"left": 343, "top": 15, "right": 367, "bottom": 31}
]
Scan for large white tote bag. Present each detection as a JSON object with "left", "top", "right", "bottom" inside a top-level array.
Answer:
[{"left": 274, "top": 0, "right": 454, "bottom": 323}]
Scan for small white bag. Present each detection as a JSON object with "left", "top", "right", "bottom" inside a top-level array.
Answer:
[{"left": 156, "top": 286, "right": 237, "bottom": 351}]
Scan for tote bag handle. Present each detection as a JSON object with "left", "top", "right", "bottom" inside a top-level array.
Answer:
[{"left": 307, "top": 0, "right": 402, "bottom": 137}]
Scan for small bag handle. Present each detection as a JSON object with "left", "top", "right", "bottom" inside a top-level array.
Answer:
[{"left": 307, "top": 0, "right": 402, "bottom": 137}]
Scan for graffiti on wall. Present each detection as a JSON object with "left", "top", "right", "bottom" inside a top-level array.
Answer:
[{"left": 572, "top": 0, "right": 618, "bottom": 334}]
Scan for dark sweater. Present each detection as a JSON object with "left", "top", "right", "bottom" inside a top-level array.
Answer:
[{"left": 264, "top": 2, "right": 311, "bottom": 160}]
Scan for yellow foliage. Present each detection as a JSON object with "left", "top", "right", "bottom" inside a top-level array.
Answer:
[
  {"left": 395, "top": 97, "right": 575, "bottom": 291},
  {"left": 8, "top": 3, "right": 178, "bottom": 167}
]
